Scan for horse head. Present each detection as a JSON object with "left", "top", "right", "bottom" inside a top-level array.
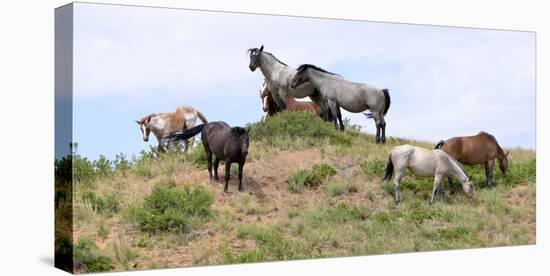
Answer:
[
  {"left": 135, "top": 114, "right": 154, "bottom": 142},
  {"left": 462, "top": 175, "right": 475, "bottom": 197},
  {"left": 290, "top": 65, "right": 310, "bottom": 89},
  {"left": 248, "top": 45, "right": 264, "bottom": 71},
  {"left": 499, "top": 151, "right": 510, "bottom": 177},
  {"left": 231, "top": 127, "right": 249, "bottom": 157}
]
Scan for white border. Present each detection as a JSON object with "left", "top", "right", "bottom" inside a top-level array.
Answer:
[{"left": 0, "top": 1, "right": 546, "bottom": 275}]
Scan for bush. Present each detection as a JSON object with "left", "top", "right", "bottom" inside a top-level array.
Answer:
[
  {"left": 326, "top": 182, "right": 344, "bottom": 197},
  {"left": 287, "top": 163, "right": 337, "bottom": 193},
  {"left": 81, "top": 191, "right": 120, "bottom": 217},
  {"left": 361, "top": 159, "right": 386, "bottom": 180},
  {"left": 127, "top": 184, "right": 213, "bottom": 233},
  {"left": 247, "top": 111, "right": 351, "bottom": 147},
  {"left": 74, "top": 237, "right": 114, "bottom": 272}
]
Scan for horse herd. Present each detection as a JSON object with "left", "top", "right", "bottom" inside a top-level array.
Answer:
[{"left": 134, "top": 45, "right": 510, "bottom": 204}]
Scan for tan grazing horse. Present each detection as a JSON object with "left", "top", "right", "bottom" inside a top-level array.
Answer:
[
  {"left": 435, "top": 131, "right": 509, "bottom": 191},
  {"left": 136, "top": 105, "right": 208, "bottom": 153}
]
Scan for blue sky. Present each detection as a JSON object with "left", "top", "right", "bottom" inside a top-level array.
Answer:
[{"left": 71, "top": 3, "right": 535, "bottom": 160}]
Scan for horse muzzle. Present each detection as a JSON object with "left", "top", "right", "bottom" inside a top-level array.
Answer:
[
  {"left": 249, "top": 65, "right": 256, "bottom": 72},
  {"left": 143, "top": 138, "right": 149, "bottom": 142}
]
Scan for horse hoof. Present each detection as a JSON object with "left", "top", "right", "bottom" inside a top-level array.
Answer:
[{"left": 224, "top": 188, "right": 229, "bottom": 193}]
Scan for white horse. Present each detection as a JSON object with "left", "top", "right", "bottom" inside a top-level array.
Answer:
[
  {"left": 382, "top": 144, "right": 474, "bottom": 204},
  {"left": 135, "top": 105, "right": 208, "bottom": 153},
  {"left": 290, "top": 64, "right": 391, "bottom": 143},
  {"left": 248, "top": 45, "right": 333, "bottom": 123}
]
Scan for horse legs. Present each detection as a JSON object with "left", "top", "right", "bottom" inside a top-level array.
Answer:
[
  {"left": 238, "top": 162, "right": 245, "bottom": 192},
  {"left": 213, "top": 157, "right": 220, "bottom": 181},
  {"left": 206, "top": 151, "right": 214, "bottom": 183},
  {"left": 372, "top": 113, "right": 382, "bottom": 144},
  {"left": 380, "top": 115, "right": 387, "bottom": 144},
  {"left": 438, "top": 178, "right": 446, "bottom": 202},
  {"left": 183, "top": 137, "right": 195, "bottom": 154},
  {"left": 336, "top": 105, "right": 345, "bottom": 131},
  {"left": 430, "top": 174, "right": 444, "bottom": 204},
  {"left": 224, "top": 162, "right": 231, "bottom": 193},
  {"left": 328, "top": 100, "right": 340, "bottom": 130},
  {"left": 448, "top": 177, "right": 456, "bottom": 195},
  {"left": 485, "top": 159, "right": 495, "bottom": 189},
  {"left": 393, "top": 172, "right": 404, "bottom": 204}
]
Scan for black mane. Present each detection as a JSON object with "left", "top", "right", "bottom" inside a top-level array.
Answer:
[
  {"left": 296, "top": 64, "right": 339, "bottom": 75},
  {"left": 248, "top": 48, "right": 288, "bottom": 66},
  {"left": 230, "top": 127, "right": 248, "bottom": 138}
]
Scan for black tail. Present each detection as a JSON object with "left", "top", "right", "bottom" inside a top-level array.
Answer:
[
  {"left": 165, "top": 124, "right": 205, "bottom": 142},
  {"left": 382, "top": 154, "right": 394, "bottom": 181},
  {"left": 382, "top": 88, "right": 391, "bottom": 115},
  {"left": 434, "top": 140, "right": 444, "bottom": 149}
]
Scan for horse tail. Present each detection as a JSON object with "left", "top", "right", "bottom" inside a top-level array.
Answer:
[
  {"left": 165, "top": 124, "right": 205, "bottom": 142},
  {"left": 434, "top": 140, "right": 445, "bottom": 149},
  {"left": 382, "top": 153, "right": 394, "bottom": 181},
  {"left": 382, "top": 88, "right": 391, "bottom": 115},
  {"left": 196, "top": 110, "right": 208, "bottom": 123}
]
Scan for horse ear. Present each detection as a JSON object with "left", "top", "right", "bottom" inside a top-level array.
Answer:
[
  {"left": 259, "top": 45, "right": 264, "bottom": 52},
  {"left": 135, "top": 120, "right": 141, "bottom": 125}
]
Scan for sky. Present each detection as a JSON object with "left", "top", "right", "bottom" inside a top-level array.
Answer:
[{"left": 70, "top": 3, "right": 536, "bottom": 160}]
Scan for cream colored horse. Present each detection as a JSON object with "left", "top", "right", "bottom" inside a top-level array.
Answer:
[
  {"left": 383, "top": 144, "right": 474, "bottom": 204},
  {"left": 135, "top": 105, "right": 208, "bottom": 153}
]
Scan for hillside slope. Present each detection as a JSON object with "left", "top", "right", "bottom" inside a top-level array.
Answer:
[{"left": 65, "top": 112, "right": 536, "bottom": 273}]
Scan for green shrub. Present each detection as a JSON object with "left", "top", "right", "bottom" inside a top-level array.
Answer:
[
  {"left": 188, "top": 141, "right": 208, "bottom": 169},
  {"left": 74, "top": 237, "right": 114, "bottom": 272},
  {"left": 127, "top": 184, "right": 213, "bottom": 233},
  {"left": 81, "top": 191, "right": 120, "bottom": 217},
  {"left": 93, "top": 154, "right": 114, "bottom": 178},
  {"left": 361, "top": 159, "right": 386, "bottom": 180},
  {"left": 326, "top": 182, "right": 344, "bottom": 197},
  {"left": 247, "top": 111, "right": 351, "bottom": 147},
  {"left": 287, "top": 163, "right": 336, "bottom": 193}
]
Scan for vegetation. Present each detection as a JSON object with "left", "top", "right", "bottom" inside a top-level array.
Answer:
[
  {"left": 63, "top": 112, "right": 535, "bottom": 272},
  {"left": 126, "top": 184, "right": 213, "bottom": 233}
]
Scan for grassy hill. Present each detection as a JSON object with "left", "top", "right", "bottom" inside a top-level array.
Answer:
[{"left": 60, "top": 112, "right": 536, "bottom": 273}]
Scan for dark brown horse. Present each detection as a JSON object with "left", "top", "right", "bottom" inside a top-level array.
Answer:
[
  {"left": 166, "top": 121, "right": 249, "bottom": 193},
  {"left": 435, "top": 131, "right": 509, "bottom": 192}
]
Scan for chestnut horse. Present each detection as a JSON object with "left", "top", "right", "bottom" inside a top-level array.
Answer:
[
  {"left": 285, "top": 96, "right": 321, "bottom": 115},
  {"left": 435, "top": 131, "right": 509, "bottom": 192},
  {"left": 260, "top": 81, "right": 279, "bottom": 117},
  {"left": 260, "top": 81, "right": 320, "bottom": 117}
]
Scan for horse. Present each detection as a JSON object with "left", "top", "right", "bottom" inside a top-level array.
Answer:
[
  {"left": 166, "top": 121, "right": 249, "bottom": 193},
  {"left": 382, "top": 144, "right": 475, "bottom": 204},
  {"left": 260, "top": 81, "right": 279, "bottom": 118},
  {"left": 290, "top": 64, "right": 391, "bottom": 143},
  {"left": 248, "top": 45, "right": 334, "bottom": 123},
  {"left": 135, "top": 105, "right": 208, "bottom": 153},
  {"left": 435, "top": 131, "right": 509, "bottom": 192},
  {"left": 260, "top": 81, "right": 320, "bottom": 116}
]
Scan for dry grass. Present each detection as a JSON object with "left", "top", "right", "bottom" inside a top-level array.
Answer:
[{"left": 70, "top": 122, "right": 536, "bottom": 273}]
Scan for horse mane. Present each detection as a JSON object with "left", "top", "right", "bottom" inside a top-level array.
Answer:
[
  {"left": 138, "top": 113, "right": 157, "bottom": 124},
  {"left": 247, "top": 48, "right": 288, "bottom": 66},
  {"left": 296, "top": 64, "right": 339, "bottom": 76},
  {"left": 479, "top": 131, "right": 506, "bottom": 156},
  {"left": 442, "top": 151, "right": 469, "bottom": 178},
  {"left": 230, "top": 127, "right": 248, "bottom": 138}
]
